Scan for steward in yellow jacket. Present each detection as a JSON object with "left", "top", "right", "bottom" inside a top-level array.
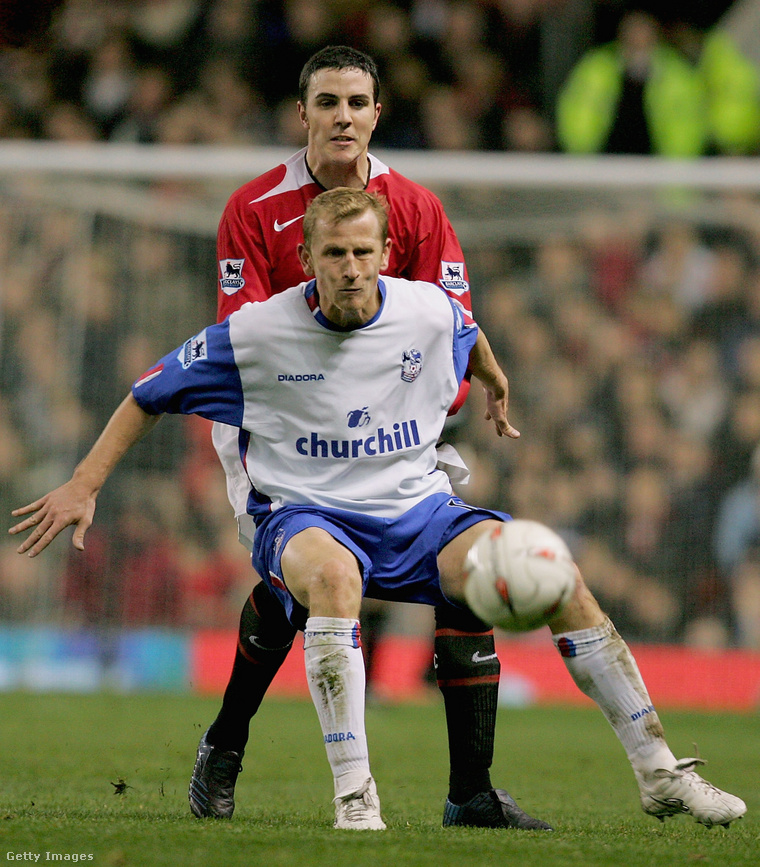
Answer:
[{"left": 557, "top": 13, "right": 707, "bottom": 157}]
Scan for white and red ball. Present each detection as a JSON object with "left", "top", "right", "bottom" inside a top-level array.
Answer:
[{"left": 464, "top": 520, "right": 576, "bottom": 632}]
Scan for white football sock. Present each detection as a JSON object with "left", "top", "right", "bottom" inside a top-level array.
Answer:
[
  {"left": 303, "top": 616, "right": 371, "bottom": 797},
  {"left": 552, "top": 617, "right": 677, "bottom": 775}
]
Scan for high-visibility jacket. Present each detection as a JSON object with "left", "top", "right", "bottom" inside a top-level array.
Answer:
[
  {"left": 557, "top": 42, "right": 707, "bottom": 157},
  {"left": 700, "top": 29, "right": 760, "bottom": 155}
]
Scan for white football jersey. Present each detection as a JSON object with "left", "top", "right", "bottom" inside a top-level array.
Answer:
[{"left": 133, "top": 276, "right": 477, "bottom": 520}]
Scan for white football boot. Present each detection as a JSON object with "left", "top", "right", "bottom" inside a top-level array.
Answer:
[
  {"left": 333, "top": 776, "right": 387, "bottom": 830},
  {"left": 637, "top": 757, "right": 746, "bottom": 827}
]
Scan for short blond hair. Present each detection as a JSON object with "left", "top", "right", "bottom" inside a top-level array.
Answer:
[{"left": 302, "top": 188, "right": 389, "bottom": 250}]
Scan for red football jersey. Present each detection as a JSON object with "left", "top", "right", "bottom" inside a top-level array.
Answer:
[{"left": 216, "top": 148, "right": 472, "bottom": 321}]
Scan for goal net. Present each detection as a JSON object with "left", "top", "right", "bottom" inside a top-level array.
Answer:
[{"left": 1, "top": 143, "right": 759, "bottom": 655}]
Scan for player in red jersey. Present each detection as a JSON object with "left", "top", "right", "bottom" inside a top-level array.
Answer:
[
  {"left": 191, "top": 46, "right": 541, "bottom": 831},
  {"left": 216, "top": 134, "right": 471, "bottom": 320}
]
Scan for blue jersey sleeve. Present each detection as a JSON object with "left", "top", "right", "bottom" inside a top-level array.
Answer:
[
  {"left": 131, "top": 319, "right": 245, "bottom": 426},
  {"left": 447, "top": 295, "right": 479, "bottom": 384}
]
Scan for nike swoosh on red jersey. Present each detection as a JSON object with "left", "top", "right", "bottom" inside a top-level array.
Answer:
[{"left": 274, "top": 214, "right": 304, "bottom": 232}]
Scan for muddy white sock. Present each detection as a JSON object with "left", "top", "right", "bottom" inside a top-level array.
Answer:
[
  {"left": 552, "top": 618, "right": 677, "bottom": 775},
  {"left": 303, "top": 616, "right": 371, "bottom": 796}
]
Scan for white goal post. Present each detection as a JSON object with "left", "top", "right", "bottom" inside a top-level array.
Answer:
[
  {"left": 1, "top": 141, "right": 760, "bottom": 187},
  {"left": 1, "top": 143, "right": 759, "bottom": 246}
]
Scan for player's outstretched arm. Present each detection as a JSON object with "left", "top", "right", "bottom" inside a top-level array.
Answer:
[
  {"left": 9, "top": 395, "right": 161, "bottom": 558},
  {"left": 468, "top": 329, "right": 520, "bottom": 439}
]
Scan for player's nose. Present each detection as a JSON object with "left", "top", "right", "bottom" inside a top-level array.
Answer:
[
  {"left": 334, "top": 99, "right": 351, "bottom": 125},
  {"left": 343, "top": 254, "right": 359, "bottom": 278}
]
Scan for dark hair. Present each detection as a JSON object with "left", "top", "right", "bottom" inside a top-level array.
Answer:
[
  {"left": 298, "top": 46, "right": 380, "bottom": 105},
  {"left": 303, "top": 188, "right": 389, "bottom": 250}
]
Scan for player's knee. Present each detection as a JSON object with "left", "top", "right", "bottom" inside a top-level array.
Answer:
[{"left": 303, "top": 558, "right": 362, "bottom": 617}]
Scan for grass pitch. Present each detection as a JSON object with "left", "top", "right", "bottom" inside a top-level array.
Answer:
[{"left": 1, "top": 692, "right": 758, "bottom": 867}]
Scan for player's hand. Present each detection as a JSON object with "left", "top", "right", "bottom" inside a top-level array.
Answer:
[
  {"left": 483, "top": 383, "right": 520, "bottom": 439},
  {"left": 9, "top": 480, "right": 97, "bottom": 557}
]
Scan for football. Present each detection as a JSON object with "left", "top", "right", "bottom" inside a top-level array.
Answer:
[{"left": 463, "top": 520, "right": 576, "bottom": 632}]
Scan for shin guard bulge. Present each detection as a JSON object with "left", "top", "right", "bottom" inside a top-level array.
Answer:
[
  {"left": 553, "top": 617, "right": 677, "bottom": 772},
  {"left": 304, "top": 616, "right": 371, "bottom": 797}
]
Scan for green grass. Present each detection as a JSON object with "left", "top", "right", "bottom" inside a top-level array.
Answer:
[{"left": 0, "top": 693, "right": 758, "bottom": 867}]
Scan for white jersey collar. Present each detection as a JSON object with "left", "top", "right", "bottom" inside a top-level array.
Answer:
[{"left": 251, "top": 148, "right": 390, "bottom": 204}]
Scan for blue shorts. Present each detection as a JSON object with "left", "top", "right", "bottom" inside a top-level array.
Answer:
[{"left": 251, "top": 492, "right": 510, "bottom": 628}]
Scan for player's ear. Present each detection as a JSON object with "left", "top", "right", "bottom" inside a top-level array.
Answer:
[
  {"left": 372, "top": 101, "right": 382, "bottom": 130},
  {"left": 297, "top": 101, "right": 309, "bottom": 129},
  {"left": 298, "top": 243, "right": 314, "bottom": 276},
  {"left": 380, "top": 237, "right": 392, "bottom": 270}
]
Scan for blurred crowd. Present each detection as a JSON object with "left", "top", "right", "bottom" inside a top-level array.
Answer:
[
  {"left": 0, "top": 0, "right": 757, "bottom": 155},
  {"left": 3, "top": 187, "right": 760, "bottom": 651},
  {"left": 0, "top": 204, "right": 251, "bottom": 631},
  {"left": 2, "top": 0, "right": 760, "bottom": 651},
  {"left": 453, "top": 204, "right": 760, "bottom": 649}
]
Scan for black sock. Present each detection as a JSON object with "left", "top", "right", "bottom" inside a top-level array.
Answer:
[
  {"left": 206, "top": 581, "right": 297, "bottom": 752},
  {"left": 434, "top": 605, "right": 499, "bottom": 805}
]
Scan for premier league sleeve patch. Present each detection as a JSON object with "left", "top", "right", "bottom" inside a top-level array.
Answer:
[
  {"left": 178, "top": 328, "right": 208, "bottom": 369},
  {"left": 440, "top": 261, "right": 469, "bottom": 296},
  {"left": 219, "top": 258, "right": 245, "bottom": 295}
]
